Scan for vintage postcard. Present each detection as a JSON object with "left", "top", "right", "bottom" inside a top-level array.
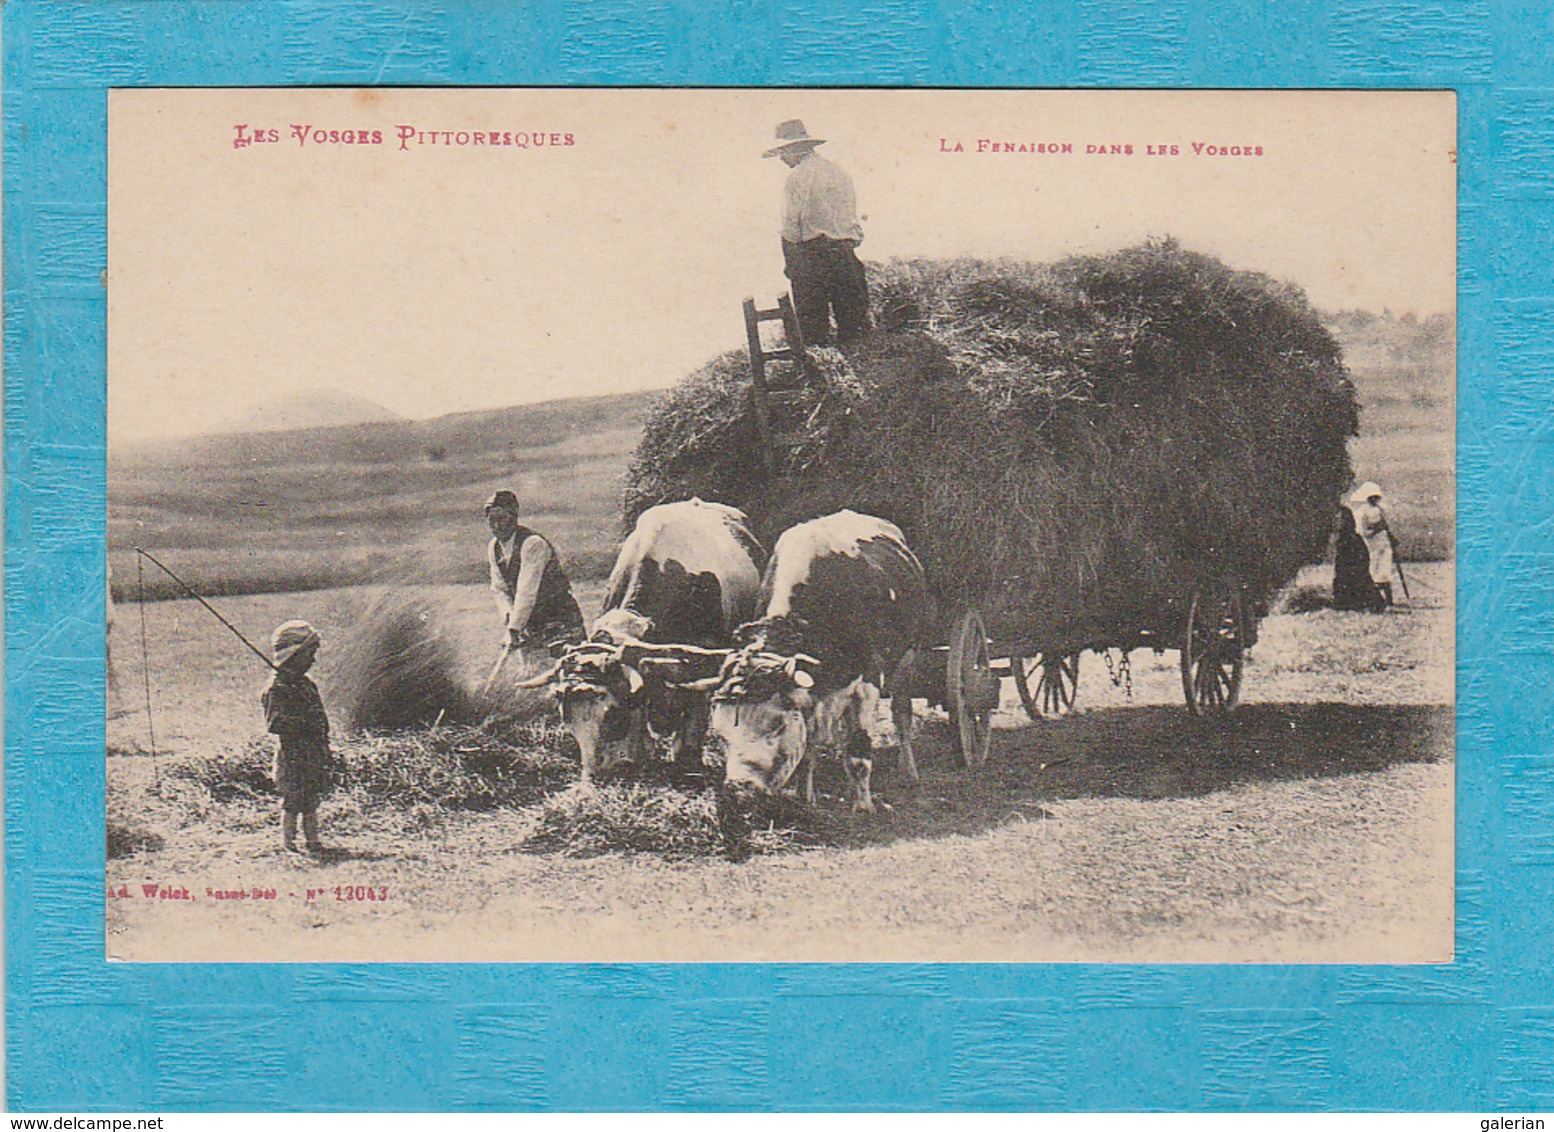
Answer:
[{"left": 106, "top": 87, "right": 1455, "bottom": 963}]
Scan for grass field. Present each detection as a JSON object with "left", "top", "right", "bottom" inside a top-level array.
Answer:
[
  {"left": 105, "top": 562, "right": 1453, "bottom": 962},
  {"left": 1335, "top": 310, "right": 1454, "bottom": 562},
  {"left": 109, "top": 310, "right": 1453, "bottom": 601}
]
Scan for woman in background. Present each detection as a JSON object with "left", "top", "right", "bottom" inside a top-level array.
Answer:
[{"left": 1333, "top": 482, "right": 1395, "bottom": 612}]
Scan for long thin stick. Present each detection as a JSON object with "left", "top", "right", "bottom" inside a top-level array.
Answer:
[
  {"left": 136, "top": 553, "right": 159, "bottom": 776},
  {"left": 1398, "top": 568, "right": 1442, "bottom": 594},
  {"left": 134, "top": 548, "right": 276, "bottom": 671},
  {"left": 1394, "top": 561, "right": 1413, "bottom": 605},
  {"left": 480, "top": 647, "right": 511, "bottom": 695}
]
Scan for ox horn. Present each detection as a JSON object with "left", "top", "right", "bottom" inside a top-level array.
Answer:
[
  {"left": 784, "top": 655, "right": 814, "bottom": 688},
  {"left": 684, "top": 651, "right": 740, "bottom": 693},
  {"left": 625, "top": 642, "right": 734, "bottom": 678},
  {"left": 636, "top": 655, "right": 698, "bottom": 674}
]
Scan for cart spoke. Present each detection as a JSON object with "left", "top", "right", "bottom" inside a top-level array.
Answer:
[
  {"left": 1013, "top": 651, "right": 1079, "bottom": 721},
  {"left": 1181, "top": 587, "right": 1247, "bottom": 717},
  {"left": 948, "top": 611, "right": 995, "bottom": 767}
]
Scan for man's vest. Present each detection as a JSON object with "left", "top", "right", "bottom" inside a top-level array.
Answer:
[{"left": 493, "top": 524, "right": 579, "bottom": 631}]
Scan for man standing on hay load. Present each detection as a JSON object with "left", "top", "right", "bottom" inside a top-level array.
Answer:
[
  {"left": 764, "top": 119, "right": 871, "bottom": 346},
  {"left": 484, "top": 490, "right": 585, "bottom": 678}
]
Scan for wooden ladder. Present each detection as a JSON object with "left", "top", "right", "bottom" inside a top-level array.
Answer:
[{"left": 743, "top": 293, "right": 817, "bottom": 474}]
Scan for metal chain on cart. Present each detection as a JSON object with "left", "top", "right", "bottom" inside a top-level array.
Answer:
[{"left": 1102, "top": 649, "right": 1133, "bottom": 699}]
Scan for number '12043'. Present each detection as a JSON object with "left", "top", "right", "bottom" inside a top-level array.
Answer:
[{"left": 336, "top": 885, "right": 388, "bottom": 902}]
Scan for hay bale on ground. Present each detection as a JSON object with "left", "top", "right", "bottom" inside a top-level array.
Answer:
[
  {"left": 329, "top": 592, "right": 480, "bottom": 731},
  {"left": 625, "top": 239, "right": 1358, "bottom": 649}
]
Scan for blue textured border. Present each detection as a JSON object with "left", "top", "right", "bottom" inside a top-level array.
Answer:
[{"left": 4, "top": 0, "right": 1542, "bottom": 1113}]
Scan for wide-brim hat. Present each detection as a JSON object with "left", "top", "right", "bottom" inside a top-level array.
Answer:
[
  {"left": 484, "top": 489, "right": 520, "bottom": 515},
  {"left": 272, "top": 620, "right": 321, "bottom": 667},
  {"left": 763, "top": 118, "right": 825, "bottom": 158},
  {"left": 1349, "top": 481, "right": 1384, "bottom": 506}
]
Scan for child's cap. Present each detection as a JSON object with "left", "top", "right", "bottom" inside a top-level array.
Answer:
[{"left": 272, "top": 620, "right": 321, "bottom": 666}]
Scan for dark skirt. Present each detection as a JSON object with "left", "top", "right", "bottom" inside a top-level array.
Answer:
[{"left": 1333, "top": 511, "right": 1385, "bottom": 612}]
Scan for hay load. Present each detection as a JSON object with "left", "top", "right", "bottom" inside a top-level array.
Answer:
[{"left": 625, "top": 240, "right": 1358, "bottom": 650}]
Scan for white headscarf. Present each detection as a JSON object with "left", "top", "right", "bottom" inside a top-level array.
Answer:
[{"left": 1349, "top": 482, "right": 1384, "bottom": 508}]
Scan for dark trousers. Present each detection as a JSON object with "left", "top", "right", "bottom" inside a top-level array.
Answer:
[{"left": 783, "top": 237, "right": 871, "bottom": 346}]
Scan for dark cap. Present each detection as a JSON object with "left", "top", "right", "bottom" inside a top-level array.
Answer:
[{"left": 484, "top": 490, "right": 520, "bottom": 515}]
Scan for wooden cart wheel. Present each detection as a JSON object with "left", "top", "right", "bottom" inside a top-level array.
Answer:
[
  {"left": 1011, "top": 652, "right": 1081, "bottom": 720},
  {"left": 1180, "top": 588, "right": 1246, "bottom": 716},
  {"left": 947, "top": 610, "right": 998, "bottom": 767}
]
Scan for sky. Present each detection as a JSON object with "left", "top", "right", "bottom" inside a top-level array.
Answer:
[{"left": 108, "top": 88, "right": 1456, "bottom": 443}]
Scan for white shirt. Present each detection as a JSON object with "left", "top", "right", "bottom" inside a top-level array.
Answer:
[
  {"left": 781, "top": 152, "right": 864, "bottom": 245},
  {"left": 488, "top": 532, "right": 554, "bottom": 633}
]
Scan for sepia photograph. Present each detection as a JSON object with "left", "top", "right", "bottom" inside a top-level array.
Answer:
[{"left": 105, "top": 87, "right": 1455, "bottom": 963}]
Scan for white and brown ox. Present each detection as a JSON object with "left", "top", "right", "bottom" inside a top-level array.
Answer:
[
  {"left": 526, "top": 499, "right": 765, "bottom": 784},
  {"left": 709, "top": 510, "right": 929, "bottom": 848}
]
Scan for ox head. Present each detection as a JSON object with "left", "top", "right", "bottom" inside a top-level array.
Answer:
[
  {"left": 521, "top": 637, "right": 732, "bottom": 785},
  {"left": 709, "top": 647, "right": 821, "bottom": 790},
  {"left": 589, "top": 608, "right": 653, "bottom": 648},
  {"left": 518, "top": 640, "right": 651, "bottom": 784},
  {"left": 708, "top": 646, "right": 820, "bottom": 862}
]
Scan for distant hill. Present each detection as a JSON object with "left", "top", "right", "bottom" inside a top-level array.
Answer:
[
  {"left": 116, "top": 389, "right": 661, "bottom": 471},
  {"left": 212, "top": 394, "right": 404, "bottom": 436},
  {"left": 109, "top": 389, "right": 662, "bottom": 601}
]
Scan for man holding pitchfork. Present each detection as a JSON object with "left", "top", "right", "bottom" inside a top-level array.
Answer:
[{"left": 482, "top": 490, "right": 584, "bottom": 686}]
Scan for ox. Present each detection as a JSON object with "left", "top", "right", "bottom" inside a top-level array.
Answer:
[
  {"left": 709, "top": 510, "right": 929, "bottom": 851},
  {"left": 528, "top": 499, "right": 765, "bottom": 785}
]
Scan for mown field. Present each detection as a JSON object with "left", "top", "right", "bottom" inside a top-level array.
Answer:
[
  {"left": 104, "top": 308, "right": 1455, "bottom": 962},
  {"left": 1333, "top": 310, "right": 1454, "bottom": 562},
  {"left": 109, "top": 312, "right": 1454, "bottom": 601}
]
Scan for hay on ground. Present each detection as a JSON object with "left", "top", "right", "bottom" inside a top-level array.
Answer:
[
  {"left": 340, "top": 722, "right": 576, "bottom": 811},
  {"left": 164, "top": 739, "right": 275, "bottom": 802},
  {"left": 107, "top": 820, "right": 165, "bottom": 859},
  {"left": 132, "top": 723, "right": 830, "bottom": 858},
  {"left": 625, "top": 240, "right": 1358, "bottom": 651},
  {"left": 522, "top": 781, "right": 810, "bottom": 859},
  {"left": 166, "top": 722, "right": 578, "bottom": 814}
]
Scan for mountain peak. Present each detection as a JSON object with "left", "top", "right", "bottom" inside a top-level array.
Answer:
[{"left": 213, "top": 394, "right": 404, "bottom": 435}]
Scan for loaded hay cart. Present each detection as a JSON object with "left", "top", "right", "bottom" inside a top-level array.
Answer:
[{"left": 626, "top": 241, "right": 1360, "bottom": 768}]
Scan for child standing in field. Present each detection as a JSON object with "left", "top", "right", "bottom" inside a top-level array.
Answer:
[{"left": 262, "top": 620, "right": 334, "bottom": 855}]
